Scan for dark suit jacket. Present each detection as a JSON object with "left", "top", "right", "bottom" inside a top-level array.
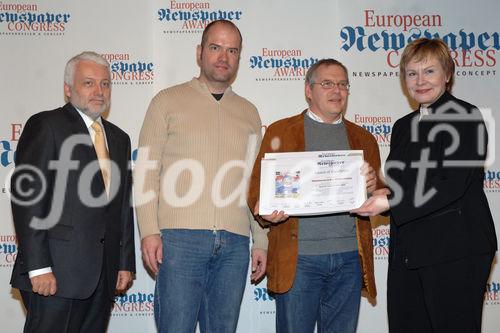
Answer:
[
  {"left": 386, "top": 91, "right": 497, "bottom": 269},
  {"left": 10, "top": 103, "right": 135, "bottom": 300}
]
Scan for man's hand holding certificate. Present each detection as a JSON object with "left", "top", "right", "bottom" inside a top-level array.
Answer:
[{"left": 259, "top": 150, "right": 367, "bottom": 216}]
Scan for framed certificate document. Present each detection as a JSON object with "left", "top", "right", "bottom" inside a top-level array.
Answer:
[{"left": 259, "top": 150, "right": 366, "bottom": 215}]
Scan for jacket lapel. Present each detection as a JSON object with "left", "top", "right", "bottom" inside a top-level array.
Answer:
[
  {"left": 286, "top": 111, "right": 306, "bottom": 152},
  {"left": 62, "top": 104, "right": 95, "bottom": 163},
  {"left": 64, "top": 104, "right": 109, "bottom": 198}
]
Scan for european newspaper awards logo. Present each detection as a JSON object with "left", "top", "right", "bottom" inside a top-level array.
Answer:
[
  {"left": 340, "top": 9, "right": 497, "bottom": 78},
  {"left": 249, "top": 48, "right": 319, "bottom": 82},
  {"left": 254, "top": 287, "right": 275, "bottom": 315},
  {"left": 352, "top": 114, "right": 392, "bottom": 147},
  {"left": 112, "top": 291, "right": 154, "bottom": 317},
  {"left": 0, "top": 235, "right": 17, "bottom": 268},
  {"left": 157, "top": 1, "right": 243, "bottom": 34},
  {"left": 0, "top": 2, "right": 71, "bottom": 36},
  {"left": 484, "top": 170, "right": 500, "bottom": 193},
  {"left": 485, "top": 281, "right": 499, "bottom": 306},
  {"left": 372, "top": 226, "right": 390, "bottom": 260},
  {"left": 101, "top": 53, "right": 155, "bottom": 86}
]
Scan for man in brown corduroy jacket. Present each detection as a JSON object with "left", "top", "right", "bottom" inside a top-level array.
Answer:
[{"left": 248, "top": 59, "right": 385, "bottom": 333}]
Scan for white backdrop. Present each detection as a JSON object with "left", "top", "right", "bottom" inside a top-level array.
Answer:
[{"left": 1, "top": 1, "right": 499, "bottom": 332}]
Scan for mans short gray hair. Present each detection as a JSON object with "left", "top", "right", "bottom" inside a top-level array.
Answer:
[
  {"left": 64, "top": 51, "right": 110, "bottom": 86},
  {"left": 305, "top": 58, "right": 349, "bottom": 86}
]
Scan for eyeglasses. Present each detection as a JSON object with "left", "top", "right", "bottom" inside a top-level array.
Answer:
[{"left": 311, "top": 80, "right": 350, "bottom": 91}]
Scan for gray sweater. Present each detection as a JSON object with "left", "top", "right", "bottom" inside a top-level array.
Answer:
[{"left": 298, "top": 115, "right": 358, "bottom": 255}]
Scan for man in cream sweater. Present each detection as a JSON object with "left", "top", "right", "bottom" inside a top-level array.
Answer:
[{"left": 134, "top": 20, "right": 267, "bottom": 332}]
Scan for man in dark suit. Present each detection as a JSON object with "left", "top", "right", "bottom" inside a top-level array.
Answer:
[{"left": 10, "top": 51, "right": 135, "bottom": 332}]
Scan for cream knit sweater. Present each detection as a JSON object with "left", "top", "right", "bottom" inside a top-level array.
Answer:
[{"left": 135, "top": 78, "right": 268, "bottom": 250}]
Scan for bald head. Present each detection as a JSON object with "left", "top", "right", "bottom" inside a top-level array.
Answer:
[{"left": 201, "top": 20, "right": 242, "bottom": 49}]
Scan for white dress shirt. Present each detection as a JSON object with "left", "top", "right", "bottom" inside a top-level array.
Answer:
[
  {"left": 307, "top": 108, "right": 343, "bottom": 124},
  {"left": 419, "top": 106, "right": 430, "bottom": 121}
]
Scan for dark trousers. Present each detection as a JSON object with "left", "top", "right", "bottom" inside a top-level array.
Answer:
[
  {"left": 21, "top": 259, "right": 112, "bottom": 333},
  {"left": 388, "top": 253, "right": 494, "bottom": 333}
]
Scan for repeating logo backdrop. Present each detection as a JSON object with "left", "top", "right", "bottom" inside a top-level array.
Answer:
[{"left": 1, "top": 1, "right": 499, "bottom": 332}]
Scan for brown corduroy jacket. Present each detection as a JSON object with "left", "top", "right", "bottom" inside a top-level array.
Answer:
[{"left": 248, "top": 111, "right": 384, "bottom": 298}]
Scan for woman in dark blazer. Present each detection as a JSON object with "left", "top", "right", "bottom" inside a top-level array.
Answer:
[{"left": 353, "top": 38, "right": 497, "bottom": 332}]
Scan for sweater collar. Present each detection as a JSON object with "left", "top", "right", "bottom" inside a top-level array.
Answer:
[{"left": 189, "top": 77, "right": 234, "bottom": 99}]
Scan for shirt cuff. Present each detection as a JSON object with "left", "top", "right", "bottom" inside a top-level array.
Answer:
[{"left": 28, "top": 267, "right": 52, "bottom": 278}]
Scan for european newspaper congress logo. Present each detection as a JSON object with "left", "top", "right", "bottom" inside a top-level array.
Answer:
[
  {"left": 101, "top": 53, "right": 155, "bottom": 86},
  {"left": 112, "top": 291, "right": 154, "bottom": 317},
  {"left": 1, "top": 123, "right": 21, "bottom": 195},
  {"left": 484, "top": 170, "right": 500, "bottom": 193},
  {"left": 0, "top": 2, "right": 71, "bottom": 36},
  {"left": 372, "top": 226, "right": 389, "bottom": 260},
  {"left": 352, "top": 114, "right": 392, "bottom": 148},
  {"left": 0, "top": 124, "right": 20, "bottom": 168},
  {"left": 0, "top": 234, "right": 17, "bottom": 268},
  {"left": 340, "top": 9, "right": 498, "bottom": 78},
  {"left": 249, "top": 48, "right": 319, "bottom": 82},
  {"left": 157, "top": 1, "right": 243, "bottom": 35}
]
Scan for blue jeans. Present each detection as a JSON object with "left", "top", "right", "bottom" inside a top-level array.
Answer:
[
  {"left": 154, "top": 229, "right": 249, "bottom": 333},
  {"left": 275, "top": 251, "right": 362, "bottom": 333}
]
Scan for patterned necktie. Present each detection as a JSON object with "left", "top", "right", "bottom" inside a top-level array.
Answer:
[{"left": 91, "top": 121, "right": 110, "bottom": 195}]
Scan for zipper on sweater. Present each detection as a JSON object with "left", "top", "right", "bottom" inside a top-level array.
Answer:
[{"left": 212, "top": 99, "right": 221, "bottom": 233}]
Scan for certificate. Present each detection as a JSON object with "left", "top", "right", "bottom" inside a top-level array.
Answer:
[{"left": 259, "top": 150, "right": 366, "bottom": 216}]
